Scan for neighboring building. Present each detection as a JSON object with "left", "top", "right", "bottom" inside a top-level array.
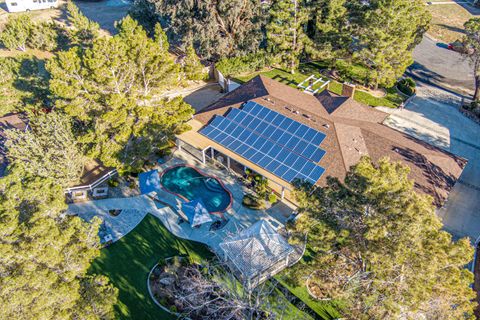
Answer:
[
  {"left": 6, "top": 0, "right": 58, "bottom": 13},
  {"left": 0, "top": 113, "right": 29, "bottom": 177},
  {"left": 176, "top": 75, "right": 466, "bottom": 206}
]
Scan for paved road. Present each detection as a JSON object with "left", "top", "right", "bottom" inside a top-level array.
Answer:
[
  {"left": 410, "top": 36, "right": 475, "bottom": 96},
  {"left": 383, "top": 83, "right": 480, "bottom": 242},
  {"left": 74, "top": 0, "right": 130, "bottom": 34}
]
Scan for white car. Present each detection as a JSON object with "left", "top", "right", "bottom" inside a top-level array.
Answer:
[{"left": 6, "top": 0, "right": 59, "bottom": 13}]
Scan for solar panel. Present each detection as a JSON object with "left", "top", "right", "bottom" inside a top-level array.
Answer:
[
  {"left": 199, "top": 100, "right": 328, "bottom": 185},
  {"left": 225, "top": 107, "right": 326, "bottom": 163}
]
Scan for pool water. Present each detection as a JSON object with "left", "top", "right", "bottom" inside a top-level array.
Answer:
[{"left": 160, "top": 166, "right": 232, "bottom": 213}]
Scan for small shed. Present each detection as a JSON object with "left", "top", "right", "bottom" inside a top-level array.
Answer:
[{"left": 219, "top": 220, "right": 295, "bottom": 289}]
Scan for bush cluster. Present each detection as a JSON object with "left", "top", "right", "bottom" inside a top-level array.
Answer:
[
  {"left": 216, "top": 51, "right": 274, "bottom": 77},
  {"left": 0, "top": 14, "right": 64, "bottom": 52},
  {"left": 397, "top": 77, "right": 416, "bottom": 96}
]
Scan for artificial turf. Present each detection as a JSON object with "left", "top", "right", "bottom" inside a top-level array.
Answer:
[{"left": 89, "top": 214, "right": 213, "bottom": 320}]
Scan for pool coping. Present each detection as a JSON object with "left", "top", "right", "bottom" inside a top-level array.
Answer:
[{"left": 158, "top": 164, "right": 234, "bottom": 217}]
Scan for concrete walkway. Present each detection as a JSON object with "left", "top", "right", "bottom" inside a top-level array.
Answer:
[
  {"left": 68, "top": 196, "right": 151, "bottom": 242},
  {"left": 68, "top": 154, "right": 295, "bottom": 252},
  {"left": 383, "top": 84, "right": 480, "bottom": 241}
]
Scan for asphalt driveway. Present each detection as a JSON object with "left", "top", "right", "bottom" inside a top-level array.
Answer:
[
  {"left": 410, "top": 36, "right": 474, "bottom": 96},
  {"left": 383, "top": 83, "right": 480, "bottom": 241}
]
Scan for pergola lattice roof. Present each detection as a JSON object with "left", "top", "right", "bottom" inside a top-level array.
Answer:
[{"left": 219, "top": 220, "right": 294, "bottom": 280}]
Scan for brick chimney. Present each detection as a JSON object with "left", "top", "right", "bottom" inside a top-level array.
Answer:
[{"left": 342, "top": 82, "right": 356, "bottom": 98}]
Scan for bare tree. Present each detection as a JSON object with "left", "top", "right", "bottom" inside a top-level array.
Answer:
[{"left": 154, "top": 258, "right": 310, "bottom": 320}]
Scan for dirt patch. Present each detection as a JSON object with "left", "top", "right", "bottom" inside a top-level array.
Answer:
[
  {"left": 0, "top": 0, "right": 129, "bottom": 35},
  {"left": 426, "top": 1, "right": 478, "bottom": 43}
]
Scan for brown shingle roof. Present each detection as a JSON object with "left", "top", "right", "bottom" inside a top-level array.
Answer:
[{"left": 195, "top": 75, "right": 467, "bottom": 206}]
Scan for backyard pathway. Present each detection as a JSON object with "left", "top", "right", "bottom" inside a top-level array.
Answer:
[{"left": 68, "top": 152, "right": 295, "bottom": 252}]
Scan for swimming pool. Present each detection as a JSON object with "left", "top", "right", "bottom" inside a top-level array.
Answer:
[{"left": 160, "top": 165, "right": 233, "bottom": 214}]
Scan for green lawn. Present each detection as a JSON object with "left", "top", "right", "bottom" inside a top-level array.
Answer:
[
  {"left": 89, "top": 214, "right": 213, "bottom": 320},
  {"left": 276, "top": 277, "right": 344, "bottom": 320},
  {"left": 234, "top": 63, "right": 405, "bottom": 109},
  {"left": 89, "top": 214, "right": 313, "bottom": 319}
]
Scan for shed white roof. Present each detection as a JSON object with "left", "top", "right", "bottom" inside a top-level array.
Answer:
[{"left": 219, "top": 220, "right": 294, "bottom": 279}]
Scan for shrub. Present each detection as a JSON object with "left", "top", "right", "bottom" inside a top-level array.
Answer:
[
  {"left": 107, "top": 178, "right": 119, "bottom": 187},
  {"left": 169, "top": 305, "right": 178, "bottom": 313},
  {"left": 183, "top": 45, "right": 208, "bottom": 81},
  {"left": 253, "top": 177, "right": 269, "bottom": 198},
  {"left": 334, "top": 60, "right": 370, "bottom": 85},
  {"left": 216, "top": 51, "right": 274, "bottom": 77},
  {"left": 242, "top": 194, "right": 266, "bottom": 210},
  {"left": 268, "top": 193, "right": 277, "bottom": 204},
  {"left": 29, "top": 22, "right": 59, "bottom": 51},
  {"left": 397, "top": 77, "right": 416, "bottom": 96}
]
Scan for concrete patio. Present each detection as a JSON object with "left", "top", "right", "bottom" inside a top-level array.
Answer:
[{"left": 67, "top": 150, "right": 296, "bottom": 253}]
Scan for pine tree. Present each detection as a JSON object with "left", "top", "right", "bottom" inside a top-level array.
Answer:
[
  {"left": 135, "top": 0, "right": 266, "bottom": 60},
  {"left": 5, "top": 112, "right": 85, "bottom": 188},
  {"left": 183, "top": 45, "right": 206, "bottom": 81},
  {"left": 266, "top": 0, "right": 310, "bottom": 73},
  {"left": 154, "top": 23, "right": 169, "bottom": 53},
  {"left": 308, "top": 0, "right": 349, "bottom": 62},
  {"left": 0, "top": 14, "right": 33, "bottom": 51},
  {"left": 290, "top": 157, "right": 477, "bottom": 319},
  {"left": 0, "top": 169, "right": 118, "bottom": 320},
  {"left": 353, "top": 0, "right": 430, "bottom": 89},
  {"left": 463, "top": 18, "right": 480, "bottom": 102},
  {"left": 66, "top": 1, "right": 100, "bottom": 47},
  {"left": 47, "top": 16, "right": 193, "bottom": 173}
]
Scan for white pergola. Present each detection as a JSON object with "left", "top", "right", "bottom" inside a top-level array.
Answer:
[{"left": 219, "top": 220, "right": 295, "bottom": 289}]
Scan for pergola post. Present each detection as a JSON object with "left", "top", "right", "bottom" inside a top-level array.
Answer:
[
  {"left": 281, "top": 187, "right": 285, "bottom": 200},
  {"left": 177, "top": 138, "right": 182, "bottom": 152},
  {"left": 227, "top": 156, "right": 231, "bottom": 170},
  {"left": 202, "top": 149, "right": 206, "bottom": 164},
  {"left": 210, "top": 147, "right": 214, "bottom": 159}
]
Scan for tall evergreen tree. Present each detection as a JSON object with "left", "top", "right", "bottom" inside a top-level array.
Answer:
[
  {"left": 353, "top": 0, "right": 430, "bottom": 88},
  {"left": 47, "top": 16, "right": 194, "bottom": 172},
  {"left": 66, "top": 1, "right": 100, "bottom": 47},
  {"left": 0, "top": 167, "right": 118, "bottom": 320},
  {"left": 308, "top": 0, "right": 349, "bottom": 62},
  {"left": 5, "top": 112, "right": 84, "bottom": 188},
  {"left": 289, "top": 157, "right": 476, "bottom": 319},
  {"left": 183, "top": 45, "right": 206, "bottom": 81},
  {"left": 267, "top": 0, "right": 310, "bottom": 73},
  {"left": 463, "top": 18, "right": 480, "bottom": 102},
  {"left": 133, "top": 0, "right": 266, "bottom": 60},
  {"left": 0, "top": 14, "right": 33, "bottom": 51}
]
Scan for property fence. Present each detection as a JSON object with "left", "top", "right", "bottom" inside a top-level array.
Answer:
[{"left": 213, "top": 67, "right": 241, "bottom": 93}]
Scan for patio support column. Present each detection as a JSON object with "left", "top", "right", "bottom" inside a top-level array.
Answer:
[
  {"left": 202, "top": 149, "right": 206, "bottom": 164},
  {"left": 177, "top": 138, "right": 182, "bottom": 152},
  {"left": 227, "top": 156, "right": 231, "bottom": 170},
  {"left": 281, "top": 187, "right": 285, "bottom": 200},
  {"left": 210, "top": 147, "right": 214, "bottom": 159}
]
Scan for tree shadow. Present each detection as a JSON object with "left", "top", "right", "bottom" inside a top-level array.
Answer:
[
  {"left": 12, "top": 57, "right": 50, "bottom": 109},
  {"left": 407, "top": 62, "right": 472, "bottom": 98},
  {"left": 394, "top": 146, "right": 460, "bottom": 206},
  {"left": 437, "top": 23, "right": 466, "bottom": 35}
]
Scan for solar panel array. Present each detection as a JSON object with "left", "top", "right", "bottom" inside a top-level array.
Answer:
[{"left": 199, "top": 101, "right": 327, "bottom": 185}]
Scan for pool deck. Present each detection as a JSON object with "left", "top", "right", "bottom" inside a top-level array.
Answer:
[{"left": 67, "top": 151, "right": 296, "bottom": 253}]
